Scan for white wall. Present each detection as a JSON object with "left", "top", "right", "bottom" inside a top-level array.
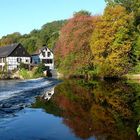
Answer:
[
  {"left": 39, "top": 48, "right": 54, "bottom": 70},
  {"left": 6, "top": 57, "right": 31, "bottom": 71},
  {"left": 0, "top": 58, "right": 5, "bottom": 70}
]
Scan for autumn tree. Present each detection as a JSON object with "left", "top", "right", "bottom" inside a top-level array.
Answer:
[
  {"left": 90, "top": 5, "right": 134, "bottom": 78},
  {"left": 105, "top": 0, "right": 140, "bottom": 74},
  {"left": 54, "top": 10, "right": 97, "bottom": 76}
]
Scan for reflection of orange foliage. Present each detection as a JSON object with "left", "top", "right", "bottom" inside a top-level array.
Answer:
[
  {"left": 53, "top": 80, "right": 138, "bottom": 140},
  {"left": 57, "top": 96, "right": 71, "bottom": 110},
  {"left": 57, "top": 95, "right": 94, "bottom": 139}
]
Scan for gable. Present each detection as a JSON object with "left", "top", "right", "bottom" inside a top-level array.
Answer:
[
  {"left": 9, "top": 44, "right": 30, "bottom": 57},
  {"left": 39, "top": 48, "right": 53, "bottom": 58}
]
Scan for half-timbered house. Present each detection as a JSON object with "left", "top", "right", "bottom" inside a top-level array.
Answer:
[
  {"left": 0, "top": 43, "right": 31, "bottom": 71},
  {"left": 31, "top": 46, "right": 54, "bottom": 70}
]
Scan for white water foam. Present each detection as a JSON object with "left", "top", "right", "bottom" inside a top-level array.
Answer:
[
  {"left": 21, "top": 77, "right": 44, "bottom": 82},
  {"left": 0, "top": 78, "right": 53, "bottom": 101}
]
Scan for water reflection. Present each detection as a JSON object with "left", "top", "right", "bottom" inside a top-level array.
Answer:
[
  {"left": 41, "top": 88, "right": 55, "bottom": 101},
  {"left": 32, "top": 79, "right": 140, "bottom": 140}
]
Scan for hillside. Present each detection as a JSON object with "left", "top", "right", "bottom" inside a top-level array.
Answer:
[{"left": 0, "top": 20, "right": 67, "bottom": 54}]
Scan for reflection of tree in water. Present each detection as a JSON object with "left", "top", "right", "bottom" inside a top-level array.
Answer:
[{"left": 33, "top": 79, "right": 140, "bottom": 140}]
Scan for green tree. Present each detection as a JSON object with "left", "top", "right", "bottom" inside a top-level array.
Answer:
[
  {"left": 21, "top": 37, "right": 37, "bottom": 54},
  {"left": 74, "top": 10, "right": 91, "bottom": 17},
  {"left": 0, "top": 20, "right": 66, "bottom": 55}
]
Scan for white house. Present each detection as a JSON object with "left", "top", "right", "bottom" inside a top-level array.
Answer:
[
  {"left": 31, "top": 46, "right": 54, "bottom": 70},
  {"left": 0, "top": 43, "right": 31, "bottom": 71}
]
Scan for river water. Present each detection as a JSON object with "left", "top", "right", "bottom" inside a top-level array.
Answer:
[{"left": 0, "top": 78, "right": 140, "bottom": 140}]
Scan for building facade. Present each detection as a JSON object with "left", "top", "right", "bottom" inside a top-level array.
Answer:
[
  {"left": 31, "top": 47, "right": 54, "bottom": 70},
  {"left": 0, "top": 43, "right": 31, "bottom": 71}
]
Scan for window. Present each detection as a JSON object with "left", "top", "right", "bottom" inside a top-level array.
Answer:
[
  {"left": 3, "top": 58, "right": 6, "bottom": 63},
  {"left": 17, "top": 58, "right": 22, "bottom": 63},
  {"left": 49, "top": 59, "right": 53, "bottom": 64},
  {"left": 47, "top": 59, "right": 53, "bottom": 64},
  {"left": 48, "top": 52, "right": 51, "bottom": 57},
  {"left": 26, "top": 59, "right": 29, "bottom": 63},
  {"left": 46, "top": 66, "right": 50, "bottom": 70},
  {"left": 42, "top": 52, "right": 45, "bottom": 57},
  {"left": 42, "top": 59, "right": 53, "bottom": 64}
]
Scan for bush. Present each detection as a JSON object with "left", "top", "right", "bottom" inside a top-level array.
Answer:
[
  {"left": 19, "top": 62, "right": 29, "bottom": 70},
  {"left": 33, "top": 63, "right": 46, "bottom": 78},
  {"left": 19, "top": 68, "right": 32, "bottom": 79},
  {"left": 19, "top": 63, "right": 47, "bottom": 79}
]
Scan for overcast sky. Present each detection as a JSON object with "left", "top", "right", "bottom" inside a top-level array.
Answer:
[{"left": 0, "top": 0, "right": 106, "bottom": 38}]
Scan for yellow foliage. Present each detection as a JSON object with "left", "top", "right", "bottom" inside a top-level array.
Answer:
[{"left": 90, "top": 5, "right": 134, "bottom": 77}]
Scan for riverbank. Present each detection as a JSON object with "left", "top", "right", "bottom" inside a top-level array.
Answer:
[
  {"left": 124, "top": 74, "right": 140, "bottom": 80},
  {"left": 0, "top": 69, "right": 54, "bottom": 80},
  {"left": 57, "top": 70, "right": 140, "bottom": 81}
]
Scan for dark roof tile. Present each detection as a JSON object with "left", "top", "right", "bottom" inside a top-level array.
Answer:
[{"left": 0, "top": 43, "right": 19, "bottom": 58}]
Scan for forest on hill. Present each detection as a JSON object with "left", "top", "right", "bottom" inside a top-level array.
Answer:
[
  {"left": 0, "top": 20, "right": 67, "bottom": 53},
  {"left": 0, "top": 0, "right": 140, "bottom": 78}
]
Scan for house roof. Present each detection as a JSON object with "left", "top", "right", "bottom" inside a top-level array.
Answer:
[{"left": 0, "top": 43, "right": 20, "bottom": 58}]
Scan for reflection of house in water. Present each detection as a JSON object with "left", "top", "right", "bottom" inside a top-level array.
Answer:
[{"left": 41, "top": 88, "right": 55, "bottom": 101}]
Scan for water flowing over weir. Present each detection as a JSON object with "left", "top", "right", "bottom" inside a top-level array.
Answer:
[{"left": 0, "top": 78, "right": 60, "bottom": 118}]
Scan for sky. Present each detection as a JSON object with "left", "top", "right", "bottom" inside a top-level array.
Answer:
[{"left": 0, "top": 0, "right": 106, "bottom": 38}]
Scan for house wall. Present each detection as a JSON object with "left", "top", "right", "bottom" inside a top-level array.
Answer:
[
  {"left": 3, "top": 57, "right": 30, "bottom": 71},
  {"left": 0, "top": 58, "right": 5, "bottom": 70},
  {"left": 31, "top": 55, "right": 40, "bottom": 64},
  {"left": 39, "top": 48, "right": 54, "bottom": 70},
  {"left": 0, "top": 44, "right": 31, "bottom": 71}
]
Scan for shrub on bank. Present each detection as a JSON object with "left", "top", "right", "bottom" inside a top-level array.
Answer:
[
  {"left": 19, "top": 68, "right": 32, "bottom": 79},
  {"left": 19, "top": 63, "right": 47, "bottom": 79},
  {"left": 33, "top": 63, "right": 46, "bottom": 78}
]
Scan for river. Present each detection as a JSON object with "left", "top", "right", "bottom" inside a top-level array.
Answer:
[{"left": 0, "top": 78, "right": 140, "bottom": 140}]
